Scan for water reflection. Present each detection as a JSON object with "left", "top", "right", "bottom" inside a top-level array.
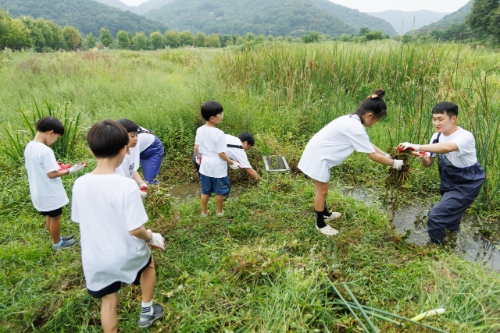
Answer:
[{"left": 341, "top": 185, "right": 500, "bottom": 272}]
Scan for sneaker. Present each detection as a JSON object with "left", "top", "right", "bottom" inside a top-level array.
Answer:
[
  {"left": 201, "top": 213, "right": 208, "bottom": 217},
  {"left": 52, "top": 238, "right": 77, "bottom": 250},
  {"left": 138, "top": 304, "right": 163, "bottom": 328},
  {"left": 216, "top": 210, "right": 224, "bottom": 216},
  {"left": 315, "top": 224, "right": 339, "bottom": 237},
  {"left": 61, "top": 235, "right": 75, "bottom": 241},
  {"left": 324, "top": 212, "right": 341, "bottom": 222}
]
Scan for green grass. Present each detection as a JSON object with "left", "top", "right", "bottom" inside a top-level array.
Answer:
[
  {"left": 1, "top": 172, "right": 500, "bottom": 332},
  {"left": 1, "top": 42, "right": 500, "bottom": 331}
]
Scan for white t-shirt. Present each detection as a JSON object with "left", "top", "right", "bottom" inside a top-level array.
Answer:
[
  {"left": 429, "top": 127, "right": 477, "bottom": 168},
  {"left": 71, "top": 173, "right": 150, "bottom": 291},
  {"left": 195, "top": 125, "right": 228, "bottom": 178},
  {"left": 298, "top": 114, "right": 375, "bottom": 183},
  {"left": 138, "top": 132, "right": 155, "bottom": 153},
  {"left": 115, "top": 145, "right": 140, "bottom": 178},
  {"left": 225, "top": 134, "right": 252, "bottom": 169},
  {"left": 24, "top": 141, "right": 69, "bottom": 211}
]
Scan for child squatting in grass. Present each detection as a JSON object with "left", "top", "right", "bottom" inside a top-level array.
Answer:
[
  {"left": 71, "top": 120, "right": 165, "bottom": 332},
  {"left": 298, "top": 89, "right": 404, "bottom": 236},
  {"left": 115, "top": 118, "right": 150, "bottom": 197},
  {"left": 194, "top": 101, "right": 240, "bottom": 216},
  {"left": 24, "top": 116, "right": 86, "bottom": 249}
]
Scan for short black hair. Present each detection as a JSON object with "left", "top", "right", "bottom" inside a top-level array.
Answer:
[
  {"left": 432, "top": 102, "right": 458, "bottom": 118},
  {"left": 116, "top": 118, "right": 139, "bottom": 133},
  {"left": 353, "top": 89, "right": 387, "bottom": 124},
  {"left": 201, "top": 101, "right": 223, "bottom": 121},
  {"left": 87, "top": 120, "right": 129, "bottom": 158},
  {"left": 238, "top": 132, "right": 255, "bottom": 146},
  {"left": 36, "top": 116, "right": 64, "bottom": 135}
]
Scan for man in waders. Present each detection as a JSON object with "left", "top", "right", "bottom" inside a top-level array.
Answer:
[{"left": 398, "top": 102, "right": 485, "bottom": 244}]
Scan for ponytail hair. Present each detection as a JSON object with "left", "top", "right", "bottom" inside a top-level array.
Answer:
[{"left": 353, "top": 89, "right": 387, "bottom": 124}]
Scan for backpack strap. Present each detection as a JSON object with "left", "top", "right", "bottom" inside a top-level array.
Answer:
[{"left": 227, "top": 144, "right": 243, "bottom": 149}]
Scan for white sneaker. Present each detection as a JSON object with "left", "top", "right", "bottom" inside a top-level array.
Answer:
[
  {"left": 216, "top": 210, "right": 224, "bottom": 216},
  {"left": 316, "top": 224, "right": 339, "bottom": 236},
  {"left": 324, "top": 212, "right": 342, "bottom": 222}
]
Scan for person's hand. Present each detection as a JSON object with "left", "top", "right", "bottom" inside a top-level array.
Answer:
[
  {"left": 195, "top": 155, "right": 201, "bottom": 165},
  {"left": 229, "top": 161, "right": 240, "bottom": 170},
  {"left": 391, "top": 159, "right": 404, "bottom": 170},
  {"left": 398, "top": 142, "right": 420, "bottom": 152},
  {"left": 139, "top": 183, "right": 148, "bottom": 197},
  {"left": 147, "top": 229, "right": 165, "bottom": 250},
  {"left": 412, "top": 151, "right": 429, "bottom": 160},
  {"left": 68, "top": 162, "right": 87, "bottom": 174}
]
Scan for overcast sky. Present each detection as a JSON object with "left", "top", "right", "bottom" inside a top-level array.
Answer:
[{"left": 120, "top": 0, "right": 470, "bottom": 13}]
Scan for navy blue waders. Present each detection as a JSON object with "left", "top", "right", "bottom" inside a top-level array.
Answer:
[{"left": 427, "top": 154, "right": 485, "bottom": 244}]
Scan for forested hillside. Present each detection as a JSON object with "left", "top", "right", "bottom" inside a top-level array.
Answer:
[
  {"left": 420, "top": 1, "right": 473, "bottom": 30},
  {"left": 367, "top": 10, "right": 448, "bottom": 34},
  {"left": 91, "top": 0, "right": 133, "bottom": 12},
  {"left": 143, "top": 0, "right": 356, "bottom": 37},
  {"left": 93, "top": 0, "right": 176, "bottom": 15},
  {"left": 0, "top": 0, "right": 166, "bottom": 37},
  {"left": 310, "top": 0, "right": 396, "bottom": 36}
]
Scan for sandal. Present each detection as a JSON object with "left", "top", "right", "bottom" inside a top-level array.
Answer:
[{"left": 316, "top": 224, "right": 339, "bottom": 236}]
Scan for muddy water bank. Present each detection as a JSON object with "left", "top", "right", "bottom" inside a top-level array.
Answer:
[
  {"left": 342, "top": 186, "right": 500, "bottom": 272},
  {"left": 168, "top": 182, "right": 500, "bottom": 272}
]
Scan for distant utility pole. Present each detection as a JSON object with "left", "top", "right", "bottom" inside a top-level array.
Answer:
[{"left": 312, "top": 20, "right": 320, "bottom": 31}]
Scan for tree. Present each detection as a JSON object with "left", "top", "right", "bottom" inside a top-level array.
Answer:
[
  {"left": 149, "top": 31, "right": 164, "bottom": 49},
  {"left": 3, "top": 17, "right": 33, "bottom": 50},
  {"left": 84, "top": 32, "right": 96, "bottom": 49},
  {"left": 467, "top": 0, "right": 500, "bottom": 42},
  {"left": 164, "top": 30, "right": 180, "bottom": 48},
  {"left": 205, "top": 34, "right": 221, "bottom": 48},
  {"left": 359, "top": 27, "right": 370, "bottom": 35},
  {"left": 132, "top": 32, "right": 148, "bottom": 49},
  {"left": 99, "top": 28, "right": 113, "bottom": 47},
  {"left": 116, "top": 30, "right": 130, "bottom": 49},
  {"left": 195, "top": 32, "right": 207, "bottom": 47},
  {"left": 178, "top": 30, "right": 195, "bottom": 46},
  {"left": 62, "top": 25, "right": 81, "bottom": 50}
]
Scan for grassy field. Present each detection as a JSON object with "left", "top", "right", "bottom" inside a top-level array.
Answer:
[{"left": 1, "top": 41, "right": 500, "bottom": 332}]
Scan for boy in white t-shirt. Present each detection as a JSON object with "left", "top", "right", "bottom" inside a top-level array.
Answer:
[
  {"left": 194, "top": 101, "right": 239, "bottom": 216},
  {"left": 24, "top": 116, "right": 86, "bottom": 249},
  {"left": 115, "top": 119, "right": 148, "bottom": 197},
  {"left": 71, "top": 120, "right": 165, "bottom": 331},
  {"left": 298, "top": 89, "right": 403, "bottom": 236},
  {"left": 398, "top": 102, "right": 485, "bottom": 244}
]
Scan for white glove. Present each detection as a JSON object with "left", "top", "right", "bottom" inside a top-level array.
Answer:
[
  {"left": 413, "top": 151, "right": 429, "bottom": 160},
  {"left": 398, "top": 142, "right": 420, "bottom": 152},
  {"left": 147, "top": 230, "right": 165, "bottom": 250},
  {"left": 68, "top": 162, "right": 86, "bottom": 174},
  {"left": 195, "top": 156, "right": 201, "bottom": 165},
  {"left": 229, "top": 161, "right": 240, "bottom": 170},
  {"left": 391, "top": 159, "right": 404, "bottom": 170},
  {"left": 384, "top": 153, "right": 391, "bottom": 159}
]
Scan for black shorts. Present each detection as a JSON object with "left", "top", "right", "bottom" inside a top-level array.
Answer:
[
  {"left": 87, "top": 256, "right": 152, "bottom": 299},
  {"left": 39, "top": 207, "right": 63, "bottom": 217}
]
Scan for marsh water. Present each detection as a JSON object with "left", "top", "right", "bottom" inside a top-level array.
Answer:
[{"left": 169, "top": 183, "right": 500, "bottom": 272}]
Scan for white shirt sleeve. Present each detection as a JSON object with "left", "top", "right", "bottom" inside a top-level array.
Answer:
[
  {"left": 42, "top": 149, "right": 61, "bottom": 174},
  {"left": 346, "top": 131, "right": 375, "bottom": 153},
  {"left": 216, "top": 130, "right": 227, "bottom": 154},
  {"left": 452, "top": 130, "right": 475, "bottom": 157},
  {"left": 124, "top": 185, "right": 148, "bottom": 231}
]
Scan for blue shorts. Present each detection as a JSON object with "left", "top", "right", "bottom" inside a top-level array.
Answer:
[{"left": 200, "top": 175, "right": 230, "bottom": 196}]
